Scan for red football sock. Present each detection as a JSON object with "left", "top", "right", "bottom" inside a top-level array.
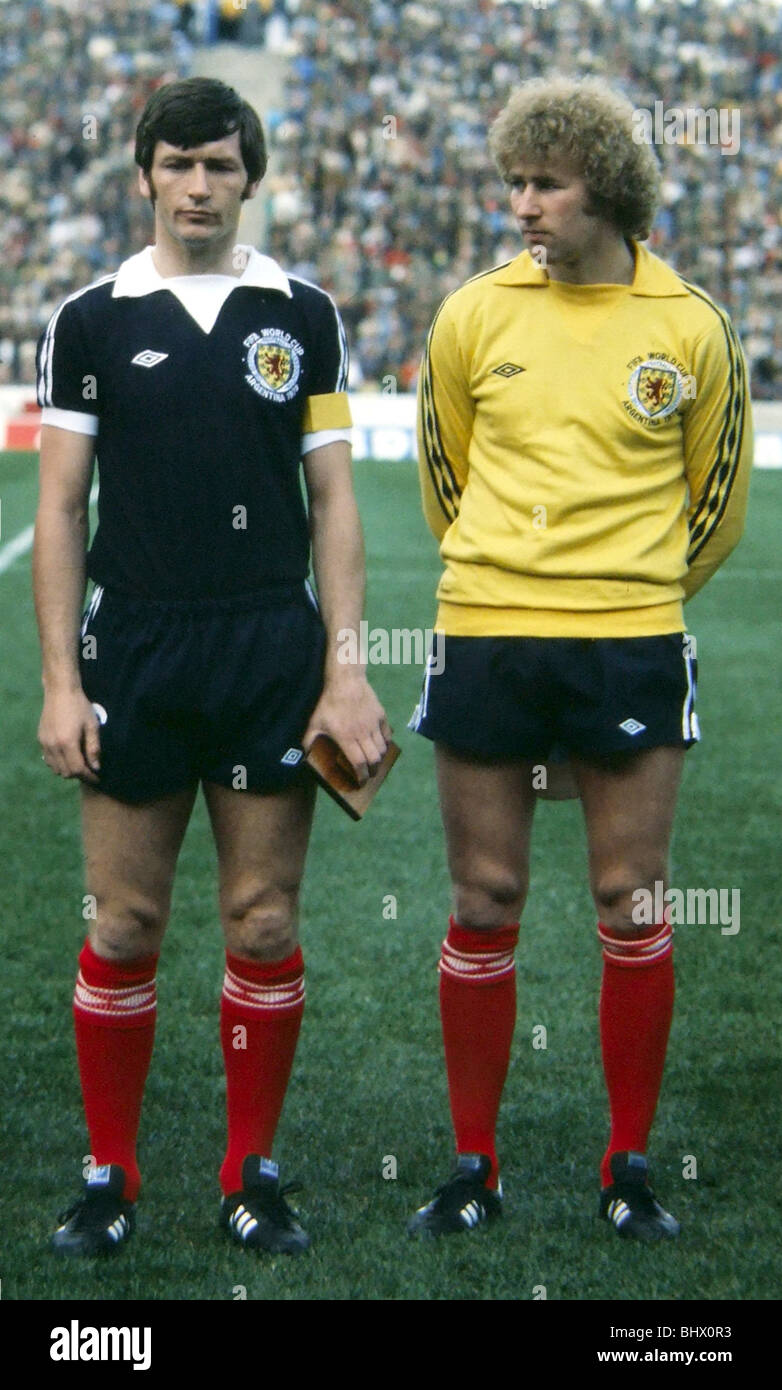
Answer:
[
  {"left": 438, "top": 917, "right": 519, "bottom": 1189},
  {"left": 219, "top": 947, "right": 305, "bottom": 1195},
  {"left": 73, "top": 939, "right": 158, "bottom": 1203},
  {"left": 598, "top": 920, "right": 674, "bottom": 1187}
]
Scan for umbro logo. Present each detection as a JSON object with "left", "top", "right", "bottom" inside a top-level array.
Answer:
[
  {"left": 619, "top": 718, "right": 647, "bottom": 736},
  {"left": 493, "top": 362, "right": 525, "bottom": 377},
  {"left": 131, "top": 350, "right": 169, "bottom": 368},
  {"left": 280, "top": 747, "right": 303, "bottom": 766}
]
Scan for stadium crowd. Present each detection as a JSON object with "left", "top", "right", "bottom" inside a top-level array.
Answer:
[
  {"left": 0, "top": 0, "right": 191, "bottom": 384},
  {"left": 266, "top": 0, "right": 782, "bottom": 395},
  {"left": 3, "top": 0, "right": 781, "bottom": 395}
]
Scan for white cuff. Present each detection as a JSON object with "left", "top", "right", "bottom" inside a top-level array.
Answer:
[
  {"left": 41, "top": 407, "right": 99, "bottom": 436},
  {"left": 300, "top": 427, "right": 353, "bottom": 455}
]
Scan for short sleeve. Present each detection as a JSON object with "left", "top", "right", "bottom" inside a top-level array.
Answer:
[
  {"left": 36, "top": 297, "right": 99, "bottom": 434},
  {"left": 301, "top": 293, "right": 351, "bottom": 435}
]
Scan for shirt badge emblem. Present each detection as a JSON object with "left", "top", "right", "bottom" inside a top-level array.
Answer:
[
  {"left": 244, "top": 329, "right": 303, "bottom": 402},
  {"left": 627, "top": 360, "right": 682, "bottom": 419}
]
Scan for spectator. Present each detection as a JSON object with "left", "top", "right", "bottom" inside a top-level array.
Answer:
[
  {"left": 4, "top": 0, "right": 781, "bottom": 396},
  {"left": 1, "top": 0, "right": 191, "bottom": 382},
  {"left": 267, "top": 0, "right": 782, "bottom": 396}
]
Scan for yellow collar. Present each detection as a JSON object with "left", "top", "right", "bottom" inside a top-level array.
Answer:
[{"left": 492, "top": 241, "right": 689, "bottom": 298}]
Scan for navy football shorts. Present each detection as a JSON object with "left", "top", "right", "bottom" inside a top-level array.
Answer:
[
  {"left": 409, "top": 633, "right": 699, "bottom": 760},
  {"left": 79, "top": 583, "right": 325, "bottom": 803}
]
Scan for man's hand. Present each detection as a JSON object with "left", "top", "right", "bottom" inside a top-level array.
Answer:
[
  {"left": 39, "top": 687, "right": 101, "bottom": 783},
  {"left": 303, "top": 671, "right": 391, "bottom": 786}
]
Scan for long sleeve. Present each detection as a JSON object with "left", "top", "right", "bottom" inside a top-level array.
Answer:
[
  {"left": 416, "top": 300, "right": 474, "bottom": 542},
  {"left": 681, "top": 314, "right": 753, "bottom": 602}
]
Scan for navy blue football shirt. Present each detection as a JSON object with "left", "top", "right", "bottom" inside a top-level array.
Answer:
[{"left": 36, "top": 246, "right": 352, "bottom": 599}]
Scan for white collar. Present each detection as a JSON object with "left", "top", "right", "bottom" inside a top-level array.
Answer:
[{"left": 112, "top": 244, "right": 292, "bottom": 299}]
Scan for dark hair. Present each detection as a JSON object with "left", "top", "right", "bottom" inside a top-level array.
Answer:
[{"left": 135, "top": 77, "right": 267, "bottom": 187}]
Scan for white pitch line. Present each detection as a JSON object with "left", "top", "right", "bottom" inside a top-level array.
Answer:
[
  {"left": 0, "top": 523, "right": 34, "bottom": 576},
  {"left": 0, "top": 484, "right": 98, "bottom": 577}
]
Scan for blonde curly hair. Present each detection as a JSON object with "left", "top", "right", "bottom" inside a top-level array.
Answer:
[{"left": 488, "top": 75, "right": 661, "bottom": 240}]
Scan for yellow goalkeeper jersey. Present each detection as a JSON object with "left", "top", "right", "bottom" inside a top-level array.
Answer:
[{"left": 417, "top": 241, "right": 753, "bottom": 636}]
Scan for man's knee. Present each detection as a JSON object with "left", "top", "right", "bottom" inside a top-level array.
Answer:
[
  {"left": 90, "top": 896, "right": 168, "bottom": 960},
  {"left": 592, "top": 865, "right": 667, "bottom": 934},
  {"left": 222, "top": 884, "right": 299, "bottom": 961},
  {"left": 452, "top": 867, "right": 527, "bottom": 929}
]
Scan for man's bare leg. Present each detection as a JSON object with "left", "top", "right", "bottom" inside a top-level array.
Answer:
[
  {"left": 573, "top": 746, "right": 684, "bottom": 1232},
  {"left": 81, "top": 783, "right": 197, "bottom": 958},
  {"left": 573, "top": 746, "right": 684, "bottom": 934},
  {"left": 436, "top": 745, "right": 537, "bottom": 927},
  {"left": 433, "top": 749, "right": 536, "bottom": 1187},
  {"left": 56, "top": 784, "right": 198, "bottom": 1249},
  {"left": 204, "top": 779, "right": 316, "bottom": 962},
  {"left": 203, "top": 780, "right": 315, "bottom": 1243},
  {"left": 408, "top": 749, "right": 537, "bottom": 1233}
]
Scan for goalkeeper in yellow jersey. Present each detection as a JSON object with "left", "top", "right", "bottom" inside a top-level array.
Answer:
[{"left": 408, "top": 75, "right": 752, "bottom": 1241}]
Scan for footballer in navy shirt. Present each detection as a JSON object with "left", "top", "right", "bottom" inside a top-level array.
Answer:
[{"left": 34, "top": 77, "right": 390, "bottom": 1258}]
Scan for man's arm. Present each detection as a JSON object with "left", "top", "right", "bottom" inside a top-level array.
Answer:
[
  {"left": 302, "top": 440, "right": 390, "bottom": 783},
  {"left": 417, "top": 301, "right": 475, "bottom": 541},
  {"left": 681, "top": 318, "right": 754, "bottom": 602},
  {"left": 33, "top": 423, "right": 101, "bottom": 781}
]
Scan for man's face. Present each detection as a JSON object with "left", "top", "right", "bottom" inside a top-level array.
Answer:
[
  {"left": 139, "top": 131, "right": 259, "bottom": 252},
  {"left": 506, "top": 157, "right": 614, "bottom": 272}
]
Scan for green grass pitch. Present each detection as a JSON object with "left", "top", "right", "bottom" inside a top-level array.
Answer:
[{"left": 0, "top": 448, "right": 779, "bottom": 1301}]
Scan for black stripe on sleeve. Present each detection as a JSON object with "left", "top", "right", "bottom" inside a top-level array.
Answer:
[
  {"left": 419, "top": 307, "right": 463, "bottom": 525},
  {"left": 679, "top": 282, "right": 746, "bottom": 563}
]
